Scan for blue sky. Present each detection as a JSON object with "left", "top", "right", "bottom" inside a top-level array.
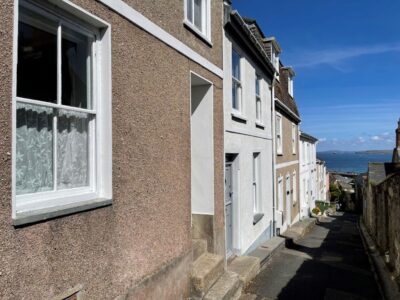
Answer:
[{"left": 233, "top": 0, "right": 400, "bottom": 151}]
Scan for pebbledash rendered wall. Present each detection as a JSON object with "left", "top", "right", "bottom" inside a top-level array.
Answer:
[
  {"left": 368, "top": 173, "right": 400, "bottom": 280},
  {"left": 0, "top": 0, "right": 224, "bottom": 299}
]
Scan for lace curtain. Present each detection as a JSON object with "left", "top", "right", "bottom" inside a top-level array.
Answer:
[{"left": 16, "top": 103, "right": 89, "bottom": 195}]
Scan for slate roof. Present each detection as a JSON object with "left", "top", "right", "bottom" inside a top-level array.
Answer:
[{"left": 275, "top": 68, "right": 300, "bottom": 119}]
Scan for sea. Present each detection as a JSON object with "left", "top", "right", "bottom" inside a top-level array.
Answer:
[{"left": 317, "top": 151, "right": 393, "bottom": 174}]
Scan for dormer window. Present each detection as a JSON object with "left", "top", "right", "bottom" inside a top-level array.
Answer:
[
  {"left": 185, "top": 0, "right": 211, "bottom": 41},
  {"left": 288, "top": 76, "right": 294, "bottom": 97},
  {"left": 272, "top": 50, "right": 279, "bottom": 72}
]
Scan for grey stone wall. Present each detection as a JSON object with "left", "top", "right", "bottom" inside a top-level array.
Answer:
[{"left": 365, "top": 173, "right": 400, "bottom": 280}]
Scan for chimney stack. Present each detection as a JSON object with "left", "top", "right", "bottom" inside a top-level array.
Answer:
[{"left": 392, "top": 118, "right": 400, "bottom": 163}]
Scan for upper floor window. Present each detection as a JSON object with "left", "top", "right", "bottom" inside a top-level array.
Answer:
[
  {"left": 292, "top": 123, "right": 296, "bottom": 154},
  {"left": 232, "top": 49, "right": 242, "bottom": 113},
  {"left": 272, "top": 50, "right": 279, "bottom": 73},
  {"left": 276, "top": 114, "right": 283, "bottom": 155},
  {"left": 14, "top": 1, "right": 112, "bottom": 225},
  {"left": 255, "top": 75, "right": 262, "bottom": 123},
  {"left": 288, "top": 76, "right": 294, "bottom": 97},
  {"left": 185, "top": 0, "right": 211, "bottom": 40}
]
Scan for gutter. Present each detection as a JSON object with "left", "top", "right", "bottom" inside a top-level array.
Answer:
[{"left": 271, "top": 73, "right": 277, "bottom": 236}]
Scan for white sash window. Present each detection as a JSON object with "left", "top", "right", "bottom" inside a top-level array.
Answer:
[{"left": 13, "top": 0, "right": 112, "bottom": 225}]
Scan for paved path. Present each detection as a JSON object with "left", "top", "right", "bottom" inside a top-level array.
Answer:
[{"left": 245, "top": 212, "right": 382, "bottom": 300}]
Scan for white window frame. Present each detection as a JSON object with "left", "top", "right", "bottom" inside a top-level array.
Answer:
[
  {"left": 292, "top": 123, "right": 296, "bottom": 154},
  {"left": 278, "top": 175, "right": 283, "bottom": 211},
  {"left": 184, "top": 0, "right": 211, "bottom": 42},
  {"left": 288, "top": 76, "right": 294, "bottom": 97},
  {"left": 255, "top": 74, "right": 262, "bottom": 124},
  {"left": 12, "top": 0, "right": 112, "bottom": 226},
  {"left": 292, "top": 171, "right": 297, "bottom": 204},
  {"left": 276, "top": 113, "right": 283, "bottom": 155},
  {"left": 252, "top": 153, "right": 261, "bottom": 214},
  {"left": 232, "top": 48, "right": 243, "bottom": 114}
]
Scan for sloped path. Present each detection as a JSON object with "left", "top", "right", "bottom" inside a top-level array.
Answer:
[{"left": 245, "top": 212, "right": 382, "bottom": 300}]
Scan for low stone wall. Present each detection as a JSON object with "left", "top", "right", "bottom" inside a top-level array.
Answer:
[{"left": 369, "top": 173, "right": 400, "bottom": 279}]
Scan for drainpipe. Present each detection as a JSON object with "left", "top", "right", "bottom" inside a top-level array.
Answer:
[{"left": 271, "top": 73, "right": 277, "bottom": 236}]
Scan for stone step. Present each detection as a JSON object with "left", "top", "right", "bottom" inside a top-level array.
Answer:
[
  {"left": 204, "top": 271, "right": 242, "bottom": 300},
  {"left": 228, "top": 256, "right": 260, "bottom": 287},
  {"left": 191, "top": 253, "right": 224, "bottom": 298},
  {"left": 248, "top": 236, "right": 285, "bottom": 266},
  {"left": 192, "top": 239, "right": 208, "bottom": 261}
]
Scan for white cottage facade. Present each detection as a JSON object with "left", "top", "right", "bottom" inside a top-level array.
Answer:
[
  {"left": 299, "top": 132, "right": 318, "bottom": 218},
  {"left": 223, "top": 12, "right": 275, "bottom": 256}
]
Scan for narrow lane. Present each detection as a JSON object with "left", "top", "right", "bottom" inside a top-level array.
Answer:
[{"left": 245, "top": 212, "right": 382, "bottom": 300}]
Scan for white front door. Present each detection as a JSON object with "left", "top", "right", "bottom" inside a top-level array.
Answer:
[{"left": 286, "top": 175, "right": 291, "bottom": 226}]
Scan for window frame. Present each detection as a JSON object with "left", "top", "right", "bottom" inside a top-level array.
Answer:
[
  {"left": 288, "top": 76, "right": 294, "bottom": 97},
  {"left": 184, "top": 0, "right": 211, "bottom": 43},
  {"left": 276, "top": 113, "right": 283, "bottom": 155},
  {"left": 255, "top": 74, "right": 262, "bottom": 124},
  {"left": 12, "top": 0, "right": 112, "bottom": 226},
  {"left": 231, "top": 48, "right": 243, "bottom": 114}
]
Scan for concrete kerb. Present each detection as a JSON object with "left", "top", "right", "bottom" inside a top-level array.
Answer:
[{"left": 358, "top": 218, "right": 400, "bottom": 300}]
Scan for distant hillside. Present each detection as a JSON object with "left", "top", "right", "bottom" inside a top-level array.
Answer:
[{"left": 355, "top": 150, "right": 392, "bottom": 155}]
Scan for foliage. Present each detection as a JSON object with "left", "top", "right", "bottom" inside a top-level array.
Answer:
[
  {"left": 330, "top": 184, "right": 342, "bottom": 201},
  {"left": 315, "top": 200, "right": 333, "bottom": 213}
]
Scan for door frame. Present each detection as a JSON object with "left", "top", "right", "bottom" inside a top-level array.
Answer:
[
  {"left": 286, "top": 174, "right": 291, "bottom": 226},
  {"left": 225, "top": 153, "right": 238, "bottom": 257},
  {"left": 225, "top": 161, "right": 233, "bottom": 257}
]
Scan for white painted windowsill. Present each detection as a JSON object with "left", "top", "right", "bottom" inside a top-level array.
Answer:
[
  {"left": 231, "top": 112, "right": 248, "bottom": 122},
  {"left": 13, "top": 198, "right": 112, "bottom": 226},
  {"left": 255, "top": 121, "right": 265, "bottom": 129},
  {"left": 183, "top": 20, "right": 212, "bottom": 47}
]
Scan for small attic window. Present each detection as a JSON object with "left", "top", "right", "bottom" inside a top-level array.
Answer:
[
  {"left": 288, "top": 76, "right": 294, "bottom": 97},
  {"left": 271, "top": 49, "right": 279, "bottom": 71}
]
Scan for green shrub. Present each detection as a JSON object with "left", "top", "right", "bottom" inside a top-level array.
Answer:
[
  {"left": 330, "top": 184, "right": 342, "bottom": 201},
  {"left": 315, "top": 200, "right": 332, "bottom": 213}
]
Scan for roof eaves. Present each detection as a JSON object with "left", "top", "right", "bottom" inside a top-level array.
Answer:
[
  {"left": 300, "top": 131, "right": 319, "bottom": 142},
  {"left": 275, "top": 98, "right": 301, "bottom": 122},
  {"left": 263, "top": 37, "right": 282, "bottom": 53},
  {"left": 230, "top": 11, "right": 275, "bottom": 75},
  {"left": 282, "top": 66, "right": 296, "bottom": 77}
]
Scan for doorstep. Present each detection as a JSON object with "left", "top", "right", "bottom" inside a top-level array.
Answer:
[
  {"left": 247, "top": 236, "right": 285, "bottom": 266},
  {"left": 281, "top": 217, "right": 317, "bottom": 242}
]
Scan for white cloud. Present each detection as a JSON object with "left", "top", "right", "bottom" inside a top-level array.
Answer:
[
  {"left": 291, "top": 43, "right": 400, "bottom": 69},
  {"left": 319, "top": 137, "right": 327, "bottom": 142},
  {"left": 357, "top": 137, "right": 366, "bottom": 143}
]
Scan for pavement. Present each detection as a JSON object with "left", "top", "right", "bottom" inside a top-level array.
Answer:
[{"left": 244, "top": 212, "right": 383, "bottom": 300}]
